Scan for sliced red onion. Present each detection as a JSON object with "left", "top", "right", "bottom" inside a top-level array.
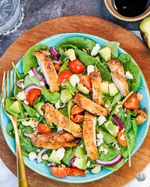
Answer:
[
  {"left": 37, "top": 148, "right": 48, "bottom": 163},
  {"left": 112, "top": 114, "right": 125, "bottom": 130},
  {"left": 50, "top": 46, "right": 60, "bottom": 60},
  {"left": 24, "top": 85, "right": 42, "bottom": 93},
  {"left": 24, "top": 133, "right": 31, "bottom": 138},
  {"left": 31, "top": 68, "right": 47, "bottom": 84},
  {"left": 47, "top": 162, "right": 57, "bottom": 167},
  {"left": 52, "top": 60, "right": 62, "bottom": 64},
  {"left": 70, "top": 156, "right": 76, "bottom": 167},
  {"left": 96, "top": 154, "right": 123, "bottom": 166},
  {"left": 16, "top": 79, "right": 24, "bottom": 88}
]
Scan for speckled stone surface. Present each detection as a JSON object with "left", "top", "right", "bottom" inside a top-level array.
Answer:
[{"left": 0, "top": 0, "right": 141, "bottom": 57}]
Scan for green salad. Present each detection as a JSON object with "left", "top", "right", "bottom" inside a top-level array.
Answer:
[{"left": 5, "top": 36, "right": 148, "bottom": 178}]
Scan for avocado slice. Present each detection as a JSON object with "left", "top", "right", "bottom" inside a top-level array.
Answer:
[
  {"left": 9, "top": 101, "right": 21, "bottom": 114},
  {"left": 99, "top": 46, "right": 111, "bottom": 61},
  {"left": 104, "top": 121, "right": 119, "bottom": 137},
  {"left": 49, "top": 150, "right": 60, "bottom": 164},
  {"left": 101, "top": 81, "right": 109, "bottom": 95},
  {"left": 34, "top": 102, "right": 44, "bottom": 116},
  {"left": 77, "top": 83, "right": 89, "bottom": 94},
  {"left": 108, "top": 83, "right": 119, "bottom": 96},
  {"left": 139, "top": 16, "right": 150, "bottom": 48}
]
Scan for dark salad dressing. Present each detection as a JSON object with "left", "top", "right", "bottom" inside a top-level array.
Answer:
[{"left": 112, "top": 0, "right": 150, "bottom": 17}]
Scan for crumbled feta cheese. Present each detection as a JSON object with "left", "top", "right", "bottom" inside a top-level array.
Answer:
[
  {"left": 97, "top": 116, "right": 106, "bottom": 126},
  {"left": 40, "top": 81, "right": 45, "bottom": 86},
  {"left": 24, "top": 100, "right": 29, "bottom": 105},
  {"left": 99, "top": 146, "right": 108, "bottom": 155},
  {"left": 28, "top": 69, "right": 34, "bottom": 77},
  {"left": 57, "top": 126, "right": 63, "bottom": 132},
  {"left": 56, "top": 147, "right": 65, "bottom": 161},
  {"left": 29, "top": 152, "right": 37, "bottom": 161},
  {"left": 42, "top": 154, "right": 49, "bottom": 160},
  {"left": 86, "top": 160, "right": 91, "bottom": 167},
  {"left": 17, "top": 91, "right": 26, "bottom": 101},
  {"left": 96, "top": 131, "right": 104, "bottom": 146},
  {"left": 87, "top": 65, "right": 95, "bottom": 75},
  {"left": 112, "top": 142, "right": 121, "bottom": 150},
  {"left": 55, "top": 100, "right": 61, "bottom": 109},
  {"left": 126, "top": 71, "right": 133, "bottom": 79},
  {"left": 69, "top": 74, "right": 80, "bottom": 87},
  {"left": 91, "top": 43, "right": 101, "bottom": 56},
  {"left": 35, "top": 112, "right": 40, "bottom": 118}
]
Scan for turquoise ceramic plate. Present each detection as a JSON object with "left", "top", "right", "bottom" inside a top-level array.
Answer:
[{"left": 1, "top": 33, "right": 150, "bottom": 183}]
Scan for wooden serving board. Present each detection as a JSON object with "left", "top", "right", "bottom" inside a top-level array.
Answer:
[{"left": 0, "top": 15, "right": 150, "bottom": 187}]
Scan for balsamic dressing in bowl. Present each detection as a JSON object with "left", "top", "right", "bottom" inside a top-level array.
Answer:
[{"left": 113, "top": 0, "right": 150, "bottom": 17}]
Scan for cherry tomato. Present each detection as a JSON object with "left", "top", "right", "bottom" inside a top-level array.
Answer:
[
  {"left": 117, "top": 130, "right": 127, "bottom": 146},
  {"left": 38, "top": 124, "right": 51, "bottom": 134},
  {"left": 68, "top": 59, "right": 85, "bottom": 74},
  {"left": 69, "top": 167, "right": 86, "bottom": 177},
  {"left": 70, "top": 105, "right": 84, "bottom": 123},
  {"left": 58, "top": 70, "right": 72, "bottom": 84},
  {"left": 50, "top": 167, "right": 70, "bottom": 178},
  {"left": 26, "top": 88, "right": 41, "bottom": 106},
  {"left": 80, "top": 75, "right": 92, "bottom": 92},
  {"left": 71, "top": 114, "right": 84, "bottom": 123},
  {"left": 124, "top": 93, "right": 140, "bottom": 110}
]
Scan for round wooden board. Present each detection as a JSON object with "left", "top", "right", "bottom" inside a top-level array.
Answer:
[{"left": 0, "top": 15, "right": 150, "bottom": 187}]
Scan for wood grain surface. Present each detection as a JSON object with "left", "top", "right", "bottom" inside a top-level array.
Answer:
[{"left": 0, "top": 15, "right": 150, "bottom": 187}]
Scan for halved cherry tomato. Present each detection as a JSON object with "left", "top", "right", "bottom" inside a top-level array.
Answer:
[
  {"left": 26, "top": 88, "right": 41, "bottom": 106},
  {"left": 70, "top": 105, "right": 84, "bottom": 123},
  {"left": 38, "top": 124, "right": 51, "bottom": 134},
  {"left": 124, "top": 93, "right": 140, "bottom": 110},
  {"left": 117, "top": 130, "right": 127, "bottom": 146},
  {"left": 69, "top": 167, "right": 86, "bottom": 177},
  {"left": 50, "top": 167, "right": 70, "bottom": 178},
  {"left": 80, "top": 75, "right": 92, "bottom": 92},
  {"left": 68, "top": 59, "right": 85, "bottom": 74},
  {"left": 71, "top": 114, "right": 84, "bottom": 123},
  {"left": 58, "top": 70, "right": 72, "bottom": 84}
]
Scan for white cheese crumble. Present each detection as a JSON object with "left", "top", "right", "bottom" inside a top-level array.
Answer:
[
  {"left": 42, "top": 154, "right": 49, "bottom": 160},
  {"left": 91, "top": 165, "right": 101, "bottom": 174},
  {"left": 126, "top": 71, "right": 133, "bottom": 79},
  {"left": 87, "top": 65, "right": 95, "bottom": 75},
  {"left": 29, "top": 152, "right": 37, "bottom": 161},
  {"left": 22, "top": 119, "right": 33, "bottom": 127},
  {"left": 28, "top": 69, "right": 34, "bottom": 77},
  {"left": 99, "top": 146, "right": 108, "bottom": 155},
  {"left": 91, "top": 43, "right": 101, "bottom": 56},
  {"left": 40, "top": 81, "right": 45, "bottom": 86},
  {"left": 96, "top": 131, "right": 104, "bottom": 146},
  {"left": 97, "top": 116, "right": 106, "bottom": 126},
  {"left": 17, "top": 91, "right": 26, "bottom": 101},
  {"left": 112, "top": 142, "right": 121, "bottom": 150},
  {"left": 55, "top": 100, "right": 61, "bottom": 109},
  {"left": 69, "top": 74, "right": 80, "bottom": 87}
]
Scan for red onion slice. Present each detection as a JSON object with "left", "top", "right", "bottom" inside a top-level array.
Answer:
[
  {"left": 96, "top": 154, "right": 123, "bottom": 166},
  {"left": 37, "top": 148, "right": 48, "bottom": 163},
  {"left": 50, "top": 46, "right": 60, "bottom": 60},
  {"left": 70, "top": 156, "right": 76, "bottom": 167},
  {"left": 112, "top": 114, "right": 125, "bottom": 130},
  {"left": 31, "top": 68, "right": 47, "bottom": 84},
  {"left": 24, "top": 85, "right": 42, "bottom": 93}
]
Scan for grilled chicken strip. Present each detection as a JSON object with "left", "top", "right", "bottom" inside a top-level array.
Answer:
[
  {"left": 44, "top": 103, "right": 82, "bottom": 138},
  {"left": 33, "top": 50, "right": 60, "bottom": 92},
  {"left": 30, "top": 131, "right": 77, "bottom": 149},
  {"left": 108, "top": 59, "right": 129, "bottom": 97},
  {"left": 72, "top": 93, "right": 109, "bottom": 116},
  {"left": 90, "top": 70, "right": 104, "bottom": 106},
  {"left": 83, "top": 112, "right": 98, "bottom": 160}
]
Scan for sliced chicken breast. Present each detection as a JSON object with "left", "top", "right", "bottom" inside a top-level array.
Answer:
[
  {"left": 108, "top": 59, "right": 129, "bottom": 97},
  {"left": 33, "top": 50, "right": 60, "bottom": 92},
  {"left": 44, "top": 103, "right": 82, "bottom": 138},
  {"left": 30, "top": 131, "right": 77, "bottom": 149},
  {"left": 83, "top": 112, "right": 98, "bottom": 160},
  {"left": 90, "top": 70, "right": 104, "bottom": 106},
  {"left": 72, "top": 93, "right": 109, "bottom": 116}
]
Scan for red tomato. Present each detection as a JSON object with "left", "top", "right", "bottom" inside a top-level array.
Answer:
[
  {"left": 80, "top": 75, "right": 92, "bottom": 92},
  {"left": 70, "top": 105, "right": 84, "bottom": 123},
  {"left": 38, "top": 124, "right": 51, "bottom": 134},
  {"left": 71, "top": 114, "right": 84, "bottom": 123},
  {"left": 117, "top": 130, "right": 127, "bottom": 146},
  {"left": 123, "top": 93, "right": 140, "bottom": 110},
  {"left": 50, "top": 167, "right": 70, "bottom": 178},
  {"left": 26, "top": 88, "right": 41, "bottom": 106},
  {"left": 69, "top": 167, "right": 86, "bottom": 177},
  {"left": 68, "top": 59, "right": 85, "bottom": 74},
  {"left": 58, "top": 70, "right": 72, "bottom": 84}
]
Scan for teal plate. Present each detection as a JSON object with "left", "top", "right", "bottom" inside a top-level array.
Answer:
[{"left": 1, "top": 33, "right": 150, "bottom": 183}]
